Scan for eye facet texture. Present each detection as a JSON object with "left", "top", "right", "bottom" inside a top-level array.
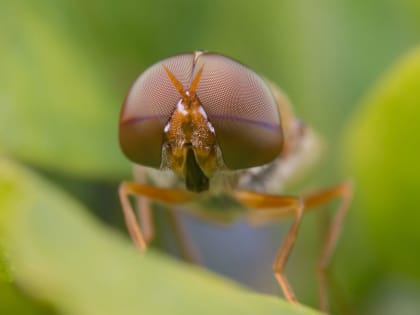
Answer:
[
  {"left": 119, "top": 54, "right": 194, "bottom": 167},
  {"left": 119, "top": 52, "right": 283, "bottom": 169},
  {"left": 193, "top": 53, "right": 283, "bottom": 169}
]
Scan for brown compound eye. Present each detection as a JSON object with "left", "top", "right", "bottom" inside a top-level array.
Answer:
[
  {"left": 119, "top": 52, "right": 283, "bottom": 170},
  {"left": 193, "top": 53, "right": 283, "bottom": 169},
  {"left": 119, "top": 54, "right": 194, "bottom": 168}
]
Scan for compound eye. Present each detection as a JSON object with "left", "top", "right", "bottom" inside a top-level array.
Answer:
[
  {"left": 119, "top": 54, "right": 194, "bottom": 167},
  {"left": 194, "top": 54, "right": 283, "bottom": 169}
]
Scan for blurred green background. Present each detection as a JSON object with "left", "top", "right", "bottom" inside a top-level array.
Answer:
[{"left": 1, "top": 0, "right": 420, "bottom": 314}]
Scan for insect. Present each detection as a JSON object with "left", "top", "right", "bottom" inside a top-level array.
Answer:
[{"left": 118, "top": 51, "right": 352, "bottom": 313}]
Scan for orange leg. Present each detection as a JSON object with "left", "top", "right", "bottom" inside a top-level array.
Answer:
[
  {"left": 166, "top": 209, "right": 201, "bottom": 264},
  {"left": 136, "top": 197, "right": 154, "bottom": 244},
  {"left": 118, "top": 181, "right": 195, "bottom": 252},
  {"left": 234, "top": 191, "right": 304, "bottom": 303},
  {"left": 306, "top": 182, "right": 353, "bottom": 312},
  {"left": 234, "top": 181, "right": 353, "bottom": 313}
]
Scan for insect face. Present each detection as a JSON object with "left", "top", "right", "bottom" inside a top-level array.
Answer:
[
  {"left": 119, "top": 52, "right": 284, "bottom": 191},
  {"left": 160, "top": 66, "right": 218, "bottom": 191}
]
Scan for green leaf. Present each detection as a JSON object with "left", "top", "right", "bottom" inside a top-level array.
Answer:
[
  {"left": 0, "top": 2, "right": 128, "bottom": 179},
  {"left": 0, "top": 281, "right": 55, "bottom": 315},
  {"left": 343, "top": 46, "right": 420, "bottom": 278},
  {"left": 0, "top": 249, "right": 11, "bottom": 282},
  {"left": 0, "top": 158, "right": 321, "bottom": 315}
]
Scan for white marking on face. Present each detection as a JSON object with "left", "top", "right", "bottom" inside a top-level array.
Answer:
[
  {"left": 207, "top": 121, "right": 215, "bottom": 134},
  {"left": 198, "top": 105, "right": 208, "bottom": 119},
  {"left": 176, "top": 100, "right": 188, "bottom": 115},
  {"left": 164, "top": 121, "right": 171, "bottom": 133},
  {"left": 196, "top": 105, "right": 214, "bottom": 133}
]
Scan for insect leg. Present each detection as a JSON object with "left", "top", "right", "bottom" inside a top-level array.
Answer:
[
  {"left": 234, "top": 181, "right": 352, "bottom": 312},
  {"left": 136, "top": 197, "right": 154, "bottom": 244},
  {"left": 233, "top": 191, "right": 305, "bottom": 303},
  {"left": 166, "top": 209, "right": 201, "bottom": 264},
  {"left": 271, "top": 198, "right": 304, "bottom": 303},
  {"left": 119, "top": 181, "right": 195, "bottom": 252},
  {"left": 303, "top": 181, "right": 353, "bottom": 312}
]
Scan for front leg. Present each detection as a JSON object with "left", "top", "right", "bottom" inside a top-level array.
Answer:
[
  {"left": 233, "top": 191, "right": 304, "bottom": 303},
  {"left": 118, "top": 181, "right": 195, "bottom": 251},
  {"left": 233, "top": 181, "right": 352, "bottom": 314}
]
